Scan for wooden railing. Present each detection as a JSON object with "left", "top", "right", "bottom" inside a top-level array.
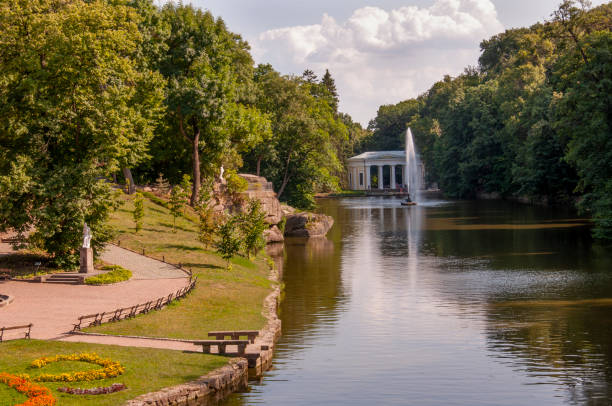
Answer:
[{"left": 72, "top": 276, "right": 197, "bottom": 331}]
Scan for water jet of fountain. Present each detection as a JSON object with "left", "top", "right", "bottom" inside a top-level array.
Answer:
[{"left": 405, "top": 127, "right": 422, "bottom": 203}]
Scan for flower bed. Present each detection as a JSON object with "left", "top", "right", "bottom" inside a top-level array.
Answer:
[
  {"left": 27, "top": 353, "right": 124, "bottom": 382},
  {"left": 85, "top": 265, "right": 132, "bottom": 285},
  {"left": 58, "top": 383, "right": 127, "bottom": 395},
  {"left": 0, "top": 372, "right": 56, "bottom": 406}
]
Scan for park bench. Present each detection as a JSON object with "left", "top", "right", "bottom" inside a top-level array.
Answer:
[
  {"left": 0, "top": 324, "right": 32, "bottom": 342},
  {"left": 192, "top": 340, "right": 250, "bottom": 355},
  {"left": 0, "top": 273, "right": 11, "bottom": 281},
  {"left": 72, "top": 313, "right": 105, "bottom": 331},
  {"left": 207, "top": 330, "right": 259, "bottom": 344}
]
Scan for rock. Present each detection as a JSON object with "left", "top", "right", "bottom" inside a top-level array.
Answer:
[
  {"left": 280, "top": 204, "right": 295, "bottom": 217},
  {"left": 264, "top": 226, "right": 284, "bottom": 243},
  {"left": 210, "top": 175, "right": 283, "bottom": 226},
  {"left": 284, "top": 212, "right": 334, "bottom": 238}
]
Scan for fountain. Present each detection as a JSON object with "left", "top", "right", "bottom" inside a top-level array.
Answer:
[{"left": 402, "top": 127, "right": 421, "bottom": 206}]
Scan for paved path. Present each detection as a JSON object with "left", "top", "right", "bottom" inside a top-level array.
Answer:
[
  {"left": 0, "top": 243, "right": 188, "bottom": 340},
  {"left": 100, "top": 245, "right": 187, "bottom": 280}
]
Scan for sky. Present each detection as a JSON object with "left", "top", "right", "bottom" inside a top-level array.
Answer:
[{"left": 168, "top": 0, "right": 609, "bottom": 125}]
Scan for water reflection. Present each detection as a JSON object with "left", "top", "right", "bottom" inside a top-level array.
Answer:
[{"left": 224, "top": 197, "right": 612, "bottom": 406}]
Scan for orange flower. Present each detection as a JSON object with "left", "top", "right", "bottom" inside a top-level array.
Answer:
[{"left": 0, "top": 372, "right": 55, "bottom": 406}]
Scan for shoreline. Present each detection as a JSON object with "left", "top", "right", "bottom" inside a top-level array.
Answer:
[{"left": 123, "top": 253, "right": 283, "bottom": 405}]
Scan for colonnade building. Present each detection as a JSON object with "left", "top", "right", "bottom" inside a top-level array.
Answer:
[{"left": 346, "top": 151, "right": 425, "bottom": 191}]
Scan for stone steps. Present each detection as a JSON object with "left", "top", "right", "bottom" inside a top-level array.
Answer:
[{"left": 42, "top": 274, "right": 85, "bottom": 285}]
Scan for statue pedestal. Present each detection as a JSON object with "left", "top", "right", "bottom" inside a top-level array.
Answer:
[{"left": 79, "top": 247, "right": 94, "bottom": 274}]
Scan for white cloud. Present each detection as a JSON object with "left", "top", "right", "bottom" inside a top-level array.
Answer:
[{"left": 255, "top": 0, "right": 504, "bottom": 125}]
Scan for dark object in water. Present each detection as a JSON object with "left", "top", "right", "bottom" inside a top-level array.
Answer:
[{"left": 401, "top": 201, "right": 417, "bottom": 206}]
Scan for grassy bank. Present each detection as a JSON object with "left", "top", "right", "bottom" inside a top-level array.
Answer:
[
  {"left": 87, "top": 193, "right": 272, "bottom": 338},
  {"left": 0, "top": 340, "right": 227, "bottom": 406}
]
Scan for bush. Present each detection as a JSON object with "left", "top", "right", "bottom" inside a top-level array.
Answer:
[
  {"left": 226, "top": 170, "right": 248, "bottom": 195},
  {"left": 85, "top": 265, "right": 132, "bottom": 285}
]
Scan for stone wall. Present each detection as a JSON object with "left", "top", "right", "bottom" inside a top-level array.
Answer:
[{"left": 124, "top": 359, "right": 248, "bottom": 406}]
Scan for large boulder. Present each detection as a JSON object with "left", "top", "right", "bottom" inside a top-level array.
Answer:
[
  {"left": 264, "top": 226, "right": 284, "bottom": 243},
  {"left": 240, "top": 175, "right": 282, "bottom": 225},
  {"left": 284, "top": 213, "right": 334, "bottom": 238}
]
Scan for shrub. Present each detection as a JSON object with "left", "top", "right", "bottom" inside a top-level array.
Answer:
[
  {"left": 238, "top": 199, "right": 267, "bottom": 259},
  {"left": 226, "top": 170, "right": 248, "bottom": 195},
  {"left": 216, "top": 215, "right": 242, "bottom": 270},
  {"left": 85, "top": 265, "right": 132, "bottom": 285},
  {"left": 198, "top": 205, "right": 219, "bottom": 249},
  {"left": 133, "top": 192, "right": 144, "bottom": 233}
]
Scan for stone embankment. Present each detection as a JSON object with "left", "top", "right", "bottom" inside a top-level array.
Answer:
[
  {"left": 124, "top": 359, "right": 249, "bottom": 406},
  {"left": 121, "top": 248, "right": 284, "bottom": 406}
]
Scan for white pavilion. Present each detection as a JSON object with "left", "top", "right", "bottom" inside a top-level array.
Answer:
[{"left": 346, "top": 151, "right": 424, "bottom": 191}]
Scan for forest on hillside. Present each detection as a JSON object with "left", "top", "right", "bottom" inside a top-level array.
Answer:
[
  {"left": 362, "top": 1, "right": 612, "bottom": 240},
  {"left": 0, "top": 0, "right": 367, "bottom": 263}
]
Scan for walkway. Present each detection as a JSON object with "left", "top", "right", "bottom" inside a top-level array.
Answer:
[{"left": 0, "top": 244, "right": 188, "bottom": 340}]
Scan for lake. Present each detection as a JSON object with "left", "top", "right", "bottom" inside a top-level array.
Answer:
[{"left": 225, "top": 197, "right": 612, "bottom": 405}]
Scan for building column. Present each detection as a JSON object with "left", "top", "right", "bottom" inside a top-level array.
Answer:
[
  {"left": 401, "top": 165, "right": 406, "bottom": 188},
  {"left": 378, "top": 165, "right": 383, "bottom": 189},
  {"left": 365, "top": 165, "right": 371, "bottom": 189},
  {"left": 391, "top": 165, "right": 396, "bottom": 189}
]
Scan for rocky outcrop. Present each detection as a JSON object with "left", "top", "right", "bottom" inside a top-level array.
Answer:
[
  {"left": 240, "top": 175, "right": 282, "bottom": 225},
  {"left": 263, "top": 226, "right": 284, "bottom": 243},
  {"left": 284, "top": 212, "right": 334, "bottom": 238}
]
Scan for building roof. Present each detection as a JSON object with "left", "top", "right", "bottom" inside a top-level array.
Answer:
[{"left": 347, "top": 151, "right": 406, "bottom": 161}]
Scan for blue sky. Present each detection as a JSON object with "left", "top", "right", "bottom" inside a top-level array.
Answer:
[{"left": 168, "top": 0, "right": 609, "bottom": 125}]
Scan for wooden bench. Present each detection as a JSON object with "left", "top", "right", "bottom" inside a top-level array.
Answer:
[
  {"left": 0, "top": 273, "right": 11, "bottom": 281},
  {"left": 0, "top": 324, "right": 32, "bottom": 342},
  {"left": 72, "top": 313, "right": 105, "bottom": 331},
  {"left": 192, "top": 340, "right": 250, "bottom": 355},
  {"left": 208, "top": 330, "right": 259, "bottom": 344}
]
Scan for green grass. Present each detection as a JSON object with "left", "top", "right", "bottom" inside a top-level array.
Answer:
[
  {"left": 85, "top": 265, "right": 132, "bottom": 285},
  {"left": 0, "top": 340, "right": 227, "bottom": 406},
  {"left": 87, "top": 193, "right": 272, "bottom": 339}
]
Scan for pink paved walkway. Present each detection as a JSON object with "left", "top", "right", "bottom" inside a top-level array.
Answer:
[
  {"left": 0, "top": 236, "right": 188, "bottom": 341},
  {"left": 0, "top": 278, "right": 187, "bottom": 340}
]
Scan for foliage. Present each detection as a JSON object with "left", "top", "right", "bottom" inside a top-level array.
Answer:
[
  {"left": 133, "top": 193, "right": 145, "bottom": 233},
  {"left": 364, "top": 1, "right": 612, "bottom": 239},
  {"left": 0, "top": 0, "right": 164, "bottom": 267},
  {"left": 197, "top": 205, "right": 218, "bottom": 249},
  {"left": 225, "top": 170, "right": 248, "bottom": 195},
  {"left": 0, "top": 372, "right": 55, "bottom": 406},
  {"left": 216, "top": 215, "right": 242, "bottom": 270},
  {"left": 27, "top": 353, "right": 124, "bottom": 383},
  {"left": 168, "top": 184, "right": 188, "bottom": 232},
  {"left": 238, "top": 199, "right": 267, "bottom": 259},
  {"left": 85, "top": 265, "right": 132, "bottom": 285}
]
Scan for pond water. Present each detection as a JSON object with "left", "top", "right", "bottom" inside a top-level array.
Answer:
[{"left": 224, "top": 197, "right": 612, "bottom": 405}]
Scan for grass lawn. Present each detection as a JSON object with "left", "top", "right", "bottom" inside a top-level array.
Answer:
[
  {"left": 86, "top": 192, "right": 273, "bottom": 339},
  {"left": 0, "top": 340, "right": 227, "bottom": 406}
]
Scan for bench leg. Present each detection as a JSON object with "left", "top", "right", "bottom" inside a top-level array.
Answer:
[
  {"left": 202, "top": 345, "right": 211, "bottom": 354},
  {"left": 218, "top": 344, "right": 226, "bottom": 354},
  {"left": 238, "top": 344, "right": 246, "bottom": 355}
]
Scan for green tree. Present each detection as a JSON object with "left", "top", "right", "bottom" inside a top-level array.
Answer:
[
  {"left": 168, "top": 184, "right": 186, "bottom": 232},
  {"left": 239, "top": 199, "right": 267, "bottom": 259},
  {"left": 197, "top": 205, "right": 217, "bottom": 249},
  {"left": 216, "top": 215, "right": 242, "bottom": 270},
  {"left": 0, "top": 0, "right": 163, "bottom": 267},
  {"left": 133, "top": 193, "right": 145, "bottom": 233}
]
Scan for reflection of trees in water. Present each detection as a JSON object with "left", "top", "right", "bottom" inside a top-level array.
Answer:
[
  {"left": 486, "top": 302, "right": 612, "bottom": 405},
  {"left": 420, "top": 201, "right": 607, "bottom": 272},
  {"left": 280, "top": 234, "right": 346, "bottom": 341}
]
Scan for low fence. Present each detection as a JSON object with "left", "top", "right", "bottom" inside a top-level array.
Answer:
[{"left": 72, "top": 276, "right": 197, "bottom": 331}]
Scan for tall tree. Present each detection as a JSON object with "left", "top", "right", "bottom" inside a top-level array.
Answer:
[{"left": 0, "top": 0, "right": 164, "bottom": 266}]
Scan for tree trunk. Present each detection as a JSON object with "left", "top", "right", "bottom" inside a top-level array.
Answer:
[
  {"left": 122, "top": 167, "right": 135, "bottom": 195},
  {"left": 256, "top": 156, "right": 262, "bottom": 177},
  {"left": 276, "top": 152, "right": 293, "bottom": 199},
  {"left": 191, "top": 130, "right": 200, "bottom": 206}
]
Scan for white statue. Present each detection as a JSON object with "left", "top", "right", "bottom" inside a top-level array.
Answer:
[
  {"left": 219, "top": 165, "right": 225, "bottom": 182},
  {"left": 82, "top": 222, "right": 92, "bottom": 249}
]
